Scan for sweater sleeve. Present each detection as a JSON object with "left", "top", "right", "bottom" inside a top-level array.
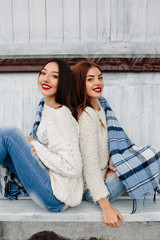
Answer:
[
  {"left": 31, "top": 108, "right": 82, "bottom": 177},
  {"left": 79, "top": 108, "right": 109, "bottom": 202}
]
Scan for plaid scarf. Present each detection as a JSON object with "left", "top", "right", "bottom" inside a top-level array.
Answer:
[{"left": 99, "top": 97, "right": 160, "bottom": 211}]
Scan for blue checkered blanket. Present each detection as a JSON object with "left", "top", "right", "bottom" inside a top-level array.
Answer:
[{"left": 99, "top": 97, "right": 160, "bottom": 201}]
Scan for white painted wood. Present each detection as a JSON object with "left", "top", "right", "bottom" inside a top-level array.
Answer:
[
  {"left": 0, "top": 42, "right": 160, "bottom": 57},
  {"left": 97, "top": 0, "right": 110, "bottom": 42},
  {"left": 63, "top": 0, "right": 79, "bottom": 42},
  {"left": 147, "top": 0, "right": 160, "bottom": 41},
  {"left": 123, "top": 0, "right": 132, "bottom": 41},
  {"left": 12, "top": 0, "right": 29, "bottom": 43},
  {"left": 117, "top": 0, "right": 125, "bottom": 41},
  {"left": 0, "top": 88, "right": 5, "bottom": 127},
  {"left": 110, "top": 0, "right": 118, "bottom": 41},
  {"left": 130, "top": 0, "right": 147, "bottom": 42},
  {"left": 0, "top": 0, "right": 13, "bottom": 43},
  {"left": 29, "top": 0, "right": 46, "bottom": 43},
  {"left": 80, "top": 0, "right": 97, "bottom": 42},
  {"left": 46, "top": 0, "right": 63, "bottom": 43},
  {"left": 4, "top": 88, "right": 14, "bottom": 126}
]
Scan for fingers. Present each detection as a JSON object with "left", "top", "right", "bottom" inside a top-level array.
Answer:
[
  {"left": 109, "top": 159, "right": 116, "bottom": 172},
  {"left": 117, "top": 212, "right": 125, "bottom": 223},
  {"left": 109, "top": 165, "right": 116, "bottom": 172},
  {"left": 105, "top": 220, "right": 120, "bottom": 228}
]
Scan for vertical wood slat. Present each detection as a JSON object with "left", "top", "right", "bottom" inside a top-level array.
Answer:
[
  {"left": 110, "top": 0, "right": 118, "bottom": 41},
  {"left": 130, "top": 0, "right": 147, "bottom": 42},
  {"left": 63, "top": 0, "right": 79, "bottom": 42},
  {"left": 123, "top": 0, "right": 132, "bottom": 41},
  {"left": 13, "top": 88, "right": 23, "bottom": 130},
  {"left": 0, "top": 0, "right": 13, "bottom": 43},
  {"left": 46, "top": 0, "right": 63, "bottom": 43},
  {"left": 0, "top": 88, "right": 5, "bottom": 127},
  {"left": 117, "top": 0, "right": 125, "bottom": 41},
  {"left": 80, "top": 0, "right": 97, "bottom": 42},
  {"left": 29, "top": 0, "right": 46, "bottom": 43},
  {"left": 4, "top": 88, "right": 14, "bottom": 126},
  {"left": 97, "top": 0, "right": 110, "bottom": 42},
  {"left": 147, "top": 0, "right": 160, "bottom": 41},
  {"left": 12, "top": 0, "right": 29, "bottom": 43},
  {"left": 150, "top": 85, "right": 160, "bottom": 145}
]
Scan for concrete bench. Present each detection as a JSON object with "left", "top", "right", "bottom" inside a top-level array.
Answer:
[{"left": 1, "top": 196, "right": 160, "bottom": 240}]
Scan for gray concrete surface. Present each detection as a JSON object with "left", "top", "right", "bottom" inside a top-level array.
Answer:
[{"left": 1, "top": 221, "right": 160, "bottom": 240}]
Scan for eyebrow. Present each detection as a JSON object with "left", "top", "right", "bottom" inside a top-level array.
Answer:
[
  {"left": 87, "top": 73, "right": 102, "bottom": 77},
  {"left": 43, "top": 68, "right": 59, "bottom": 74}
]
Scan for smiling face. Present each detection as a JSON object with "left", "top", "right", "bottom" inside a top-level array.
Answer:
[
  {"left": 38, "top": 62, "right": 59, "bottom": 100},
  {"left": 86, "top": 66, "right": 104, "bottom": 101}
]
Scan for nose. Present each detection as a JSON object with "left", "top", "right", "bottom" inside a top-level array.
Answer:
[
  {"left": 42, "top": 74, "right": 49, "bottom": 82},
  {"left": 95, "top": 78, "right": 101, "bottom": 85}
]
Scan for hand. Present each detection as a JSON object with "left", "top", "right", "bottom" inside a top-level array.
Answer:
[
  {"left": 109, "top": 158, "right": 116, "bottom": 172},
  {"left": 98, "top": 197, "right": 124, "bottom": 228},
  {"left": 102, "top": 206, "right": 124, "bottom": 228},
  {"left": 26, "top": 136, "right": 35, "bottom": 142},
  {"left": 105, "top": 158, "right": 119, "bottom": 180}
]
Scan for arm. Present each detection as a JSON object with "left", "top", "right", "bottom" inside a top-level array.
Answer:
[
  {"left": 79, "top": 109, "right": 109, "bottom": 201},
  {"left": 98, "top": 197, "right": 124, "bottom": 228},
  {"left": 79, "top": 109, "right": 124, "bottom": 228}
]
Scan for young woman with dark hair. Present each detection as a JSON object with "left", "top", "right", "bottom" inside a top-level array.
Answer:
[
  {"left": 72, "top": 60, "right": 160, "bottom": 228},
  {"left": 0, "top": 58, "right": 83, "bottom": 212}
]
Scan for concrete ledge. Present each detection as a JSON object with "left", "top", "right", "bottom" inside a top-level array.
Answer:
[{"left": 0, "top": 197, "right": 160, "bottom": 223}]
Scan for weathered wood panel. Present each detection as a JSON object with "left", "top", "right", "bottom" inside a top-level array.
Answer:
[
  {"left": 29, "top": 0, "right": 46, "bottom": 43},
  {"left": 63, "top": 0, "right": 79, "bottom": 42},
  {"left": 80, "top": 0, "right": 97, "bottom": 42},
  {"left": 46, "top": 0, "right": 63, "bottom": 43},
  {"left": 0, "top": 0, "right": 160, "bottom": 56},
  {"left": 12, "top": 0, "right": 29, "bottom": 43},
  {"left": 0, "top": 0, "right": 13, "bottom": 44}
]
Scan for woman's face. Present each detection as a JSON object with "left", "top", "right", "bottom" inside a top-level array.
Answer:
[
  {"left": 86, "top": 66, "right": 104, "bottom": 100},
  {"left": 38, "top": 62, "right": 59, "bottom": 99}
]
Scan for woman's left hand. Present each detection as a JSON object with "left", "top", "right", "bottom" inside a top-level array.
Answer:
[
  {"left": 109, "top": 158, "right": 116, "bottom": 172},
  {"left": 26, "top": 136, "right": 35, "bottom": 142}
]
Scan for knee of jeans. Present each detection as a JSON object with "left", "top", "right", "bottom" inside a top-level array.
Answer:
[
  {"left": 0, "top": 126, "right": 21, "bottom": 138},
  {"left": 105, "top": 172, "right": 117, "bottom": 183}
]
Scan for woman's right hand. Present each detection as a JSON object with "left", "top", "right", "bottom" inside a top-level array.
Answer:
[{"left": 98, "top": 197, "right": 124, "bottom": 228}]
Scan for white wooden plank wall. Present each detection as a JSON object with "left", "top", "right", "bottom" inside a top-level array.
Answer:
[
  {"left": 1, "top": 0, "right": 160, "bottom": 45},
  {"left": 0, "top": 72, "right": 160, "bottom": 147}
]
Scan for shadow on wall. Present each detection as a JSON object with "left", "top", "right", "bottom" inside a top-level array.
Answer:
[{"left": 28, "top": 230, "right": 102, "bottom": 240}]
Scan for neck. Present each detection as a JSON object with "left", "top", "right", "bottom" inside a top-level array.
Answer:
[
  {"left": 44, "top": 96, "right": 62, "bottom": 109},
  {"left": 90, "top": 98, "right": 100, "bottom": 111}
]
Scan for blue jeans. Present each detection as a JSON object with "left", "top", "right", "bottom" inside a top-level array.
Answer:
[
  {"left": 0, "top": 127, "right": 66, "bottom": 212},
  {"left": 83, "top": 172, "right": 126, "bottom": 204}
]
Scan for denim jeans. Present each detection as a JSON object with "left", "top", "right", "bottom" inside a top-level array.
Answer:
[
  {"left": 83, "top": 172, "right": 127, "bottom": 204},
  {"left": 0, "top": 126, "right": 66, "bottom": 212}
]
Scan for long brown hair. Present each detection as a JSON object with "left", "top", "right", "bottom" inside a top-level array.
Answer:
[
  {"left": 72, "top": 60, "right": 102, "bottom": 120},
  {"left": 39, "top": 58, "right": 76, "bottom": 118}
]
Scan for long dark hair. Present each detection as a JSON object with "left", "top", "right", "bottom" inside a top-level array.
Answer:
[
  {"left": 39, "top": 58, "right": 76, "bottom": 118},
  {"left": 72, "top": 60, "right": 102, "bottom": 120}
]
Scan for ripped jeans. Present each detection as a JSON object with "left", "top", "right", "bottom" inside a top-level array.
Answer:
[
  {"left": 83, "top": 172, "right": 127, "bottom": 203},
  {"left": 0, "top": 127, "right": 66, "bottom": 212}
]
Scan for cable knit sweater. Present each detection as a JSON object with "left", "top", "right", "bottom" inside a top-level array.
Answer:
[
  {"left": 31, "top": 104, "right": 83, "bottom": 207},
  {"left": 78, "top": 103, "right": 110, "bottom": 202}
]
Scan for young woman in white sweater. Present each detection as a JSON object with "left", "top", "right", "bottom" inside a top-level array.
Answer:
[
  {"left": 0, "top": 59, "right": 83, "bottom": 212},
  {"left": 72, "top": 60, "right": 126, "bottom": 227}
]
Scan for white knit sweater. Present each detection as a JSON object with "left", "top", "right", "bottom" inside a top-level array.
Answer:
[
  {"left": 31, "top": 104, "right": 83, "bottom": 207},
  {"left": 78, "top": 103, "right": 110, "bottom": 202}
]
